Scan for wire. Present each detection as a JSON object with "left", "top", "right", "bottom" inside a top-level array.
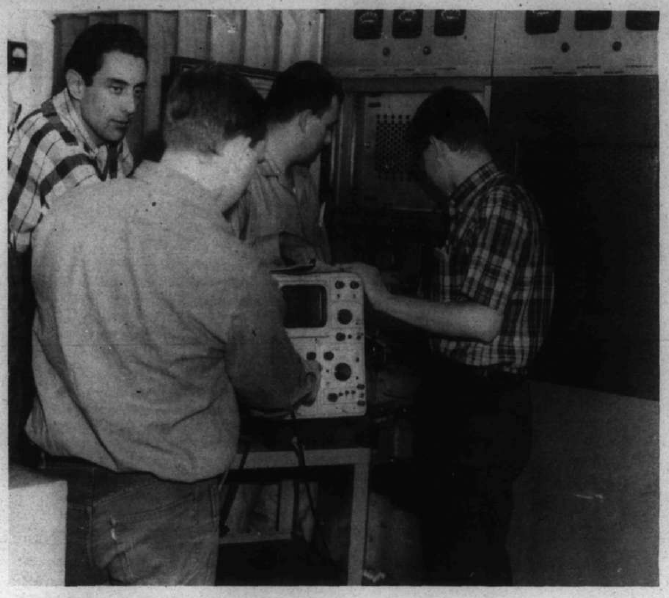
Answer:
[
  {"left": 288, "top": 412, "right": 336, "bottom": 566},
  {"left": 219, "top": 435, "right": 252, "bottom": 538}
]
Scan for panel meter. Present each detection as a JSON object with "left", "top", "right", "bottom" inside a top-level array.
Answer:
[
  {"left": 391, "top": 10, "right": 423, "bottom": 39},
  {"left": 434, "top": 10, "right": 466, "bottom": 37},
  {"left": 574, "top": 11, "right": 612, "bottom": 31},
  {"left": 525, "top": 11, "right": 561, "bottom": 35},
  {"left": 625, "top": 11, "right": 659, "bottom": 31},
  {"left": 353, "top": 10, "right": 384, "bottom": 40}
]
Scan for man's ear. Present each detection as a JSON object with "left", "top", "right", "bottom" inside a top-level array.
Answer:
[
  {"left": 297, "top": 110, "right": 312, "bottom": 133},
  {"left": 431, "top": 136, "right": 451, "bottom": 160},
  {"left": 65, "top": 69, "right": 86, "bottom": 101}
]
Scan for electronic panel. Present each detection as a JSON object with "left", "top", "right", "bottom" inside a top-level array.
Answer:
[
  {"left": 323, "top": 9, "right": 495, "bottom": 77},
  {"left": 493, "top": 10, "right": 657, "bottom": 76},
  {"left": 325, "top": 10, "right": 657, "bottom": 78},
  {"left": 274, "top": 271, "right": 366, "bottom": 419},
  {"left": 354, "top": 90, "right": 489, "bottom": 212}
]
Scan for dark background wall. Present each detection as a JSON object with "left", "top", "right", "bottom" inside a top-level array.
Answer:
[{"left": 490, "top": 76, "right": 659, "bottom": 400}]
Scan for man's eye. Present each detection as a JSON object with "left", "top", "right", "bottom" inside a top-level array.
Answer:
[
  {"left": 134, "top": 88, "right": 145, "bottom": 99},
  {"left": 110, "top": 86, "right": 124, "bottom": 95}
]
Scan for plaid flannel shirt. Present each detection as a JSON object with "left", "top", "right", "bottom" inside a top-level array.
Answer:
[
  {"left": 428, "top": 161, "right": 554, "bottom": 374},
  {"left": 8, "top": 89, "right": 134, "bottom": 253}
]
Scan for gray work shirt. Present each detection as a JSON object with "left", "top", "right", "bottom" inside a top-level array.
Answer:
[{"left": 26, "top": 160, "right": 314, "bottom": 482}]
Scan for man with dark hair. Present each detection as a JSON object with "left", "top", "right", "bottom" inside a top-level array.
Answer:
[
  {"left": 7, "top": 23, "right": 147, "bottom": 465},
  {"left": 26, "top": 64, "right": 319, "bottom": 586},
  {"left": 227, "top": 60, "right": 344, "bottom": 266},
  {"left": 9, "top": 22, "right": 147, "bottom": 250},
  {"left": 344, "top": 86, "right": 554, "bottom": 585}
]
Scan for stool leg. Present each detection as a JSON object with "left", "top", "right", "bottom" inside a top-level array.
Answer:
[{"left": 348, "top": 460, "right": 370, "bottom": 585}]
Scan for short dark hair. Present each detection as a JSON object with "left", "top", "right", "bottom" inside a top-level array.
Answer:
[
  {"left": 64, "top": 23, "right": 147, "bottom": 85},
  {"left": 163, "top": 64, "right": 267, "bottom": 154},
  {"left": 409, "top": 87, "right": 490, "bottom": 155},
  {"left": 265, "top": 61, "right": 344, "bottom": 124}
]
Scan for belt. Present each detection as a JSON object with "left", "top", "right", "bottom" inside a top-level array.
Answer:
[
  {"left": 437, "top": 358, "right": 527, "bottom": 385},
  {"left": 42, "top": 453, "right": 102, "bottom": 469}
]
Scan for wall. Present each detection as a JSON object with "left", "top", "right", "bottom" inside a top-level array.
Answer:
[
  {"left": 490, "top": 76, "right": 659, "bottom": 400},
  {"left": 7, "top": 10, "right": 55, "bottom": 126},
  {"left": 9, "top": 466, "right": 68, "bottom": 585}
]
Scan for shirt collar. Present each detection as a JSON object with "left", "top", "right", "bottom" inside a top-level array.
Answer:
[
  {"left": 133, "top": 160, "right": 229, "bottom": 226},
  {"left": 257, "top": 150, "right": 296, "bottom": 193},
  {"left": 257, "top": 149, "right": 282, "bottom": 178},
  {"left": 448, "top": 160, "right": 500, "bottom": 216},
  {"left": 257, "top": 149, "right": 310, "bottom": 191}
]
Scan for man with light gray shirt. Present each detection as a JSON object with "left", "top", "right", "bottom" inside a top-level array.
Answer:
[{"left": 27, "top": 64, "right": 319, "bottom": 586}]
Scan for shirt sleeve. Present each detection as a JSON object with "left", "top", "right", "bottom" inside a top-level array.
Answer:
[
  {"left": 225, "top": 190, "right": 251, "bottom": 240},
  {"left": 8, "top": 127, "right": 98, "bottom": 253},
  {"left": 459, "top": 190, "right": 529, "bottom": 313},
  {"left": 222, "top": 259, "right": 316, "bottom": 413}
]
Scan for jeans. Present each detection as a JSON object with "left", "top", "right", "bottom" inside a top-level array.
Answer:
[
  {"left": 414, "top": 359, "right": 532, "bottom": 586},
  {"left": 40, "top": 458, "right": 223, "bottom": 585}
]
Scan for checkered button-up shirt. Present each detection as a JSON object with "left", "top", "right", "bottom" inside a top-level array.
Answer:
[
  {"left": 8, "top": 89, "right": 134, "bottom": 253},
  {"left": 428, "top": 161, "right": 554, "bottom": 374}
]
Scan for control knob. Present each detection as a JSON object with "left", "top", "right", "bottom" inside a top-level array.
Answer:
[{"left": 334, "top": 363, "right": 352, "bottom": 381}]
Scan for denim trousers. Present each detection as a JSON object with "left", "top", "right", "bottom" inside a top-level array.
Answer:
[
  {"left": 40, "top": 459, "right": 223, "bottom": 586},
  {"left": 413, "top": 359, "right": 533, "bottom": 586}
]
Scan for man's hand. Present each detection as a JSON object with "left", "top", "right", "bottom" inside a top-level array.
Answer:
[
  {"left": 244, "top": 358, "right": 320, "bottom": 419},
  {"left": 338, "top": 262, "right": 389, "bottom": 307},
  {"left": 296, "top": 357, "right": 321, "bottom": 407},
  {"left": 279, "top": 232, "right": 319, "bottom": 265}
]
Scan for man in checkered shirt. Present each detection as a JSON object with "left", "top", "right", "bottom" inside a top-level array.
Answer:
[
  {"left": 345, "top": 87, "right": 554, "bottom": 585},
  {"left": 8, "top": 22, "right": 147, "bottom": 251},
  {"left": 8, "top": 23, "right": 147, "bottom": 463}
]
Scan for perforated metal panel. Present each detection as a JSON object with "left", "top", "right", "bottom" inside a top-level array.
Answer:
[
  {"left": 373, "top": 113, "right": 414, "bottom": 183},
  {"left": 355, "top": 90, "right": 487, "bottom": 210},
  {"left": 355, "top": 93, "right": 428, "bottom": 210}
]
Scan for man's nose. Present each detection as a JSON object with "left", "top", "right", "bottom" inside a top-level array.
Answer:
[
  {"left": 122, "top": 91, "right": 137, "bottom": 116},
  {"left": 255, "top": 140, "right": 267, "bottom": 162}
]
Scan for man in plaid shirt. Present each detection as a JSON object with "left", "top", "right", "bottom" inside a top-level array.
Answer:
[
  {"left": 345, "top": 87, "right": 554, "bottom": 585},
  {"left": 8, "top": 22, "right": 147, "bottom": 252},
  {"left": 8, "top": 23, "right": 147, "bottom": 463}
]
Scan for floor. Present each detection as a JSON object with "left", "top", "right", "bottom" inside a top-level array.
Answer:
[
  {"left": 215, "top": 460, "right": 423, "bottom": 586},
  {"left": 216, "top": 539, "right": 345, "bottom": 586},
  {"left": 215, "top": 383, "right": 660, "bottom": 587}
]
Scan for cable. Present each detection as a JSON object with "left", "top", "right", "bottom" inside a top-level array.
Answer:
[
  {"left": 288, "top": 412, "right": 337, "bottom": 567},
  {"left": 219, "top": 435, "right": 252, "bottom": 538}
]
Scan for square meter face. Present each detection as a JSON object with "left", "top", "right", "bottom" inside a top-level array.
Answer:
[{"left": 356, "top": 91, "right": 486, "bottom": 212}]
